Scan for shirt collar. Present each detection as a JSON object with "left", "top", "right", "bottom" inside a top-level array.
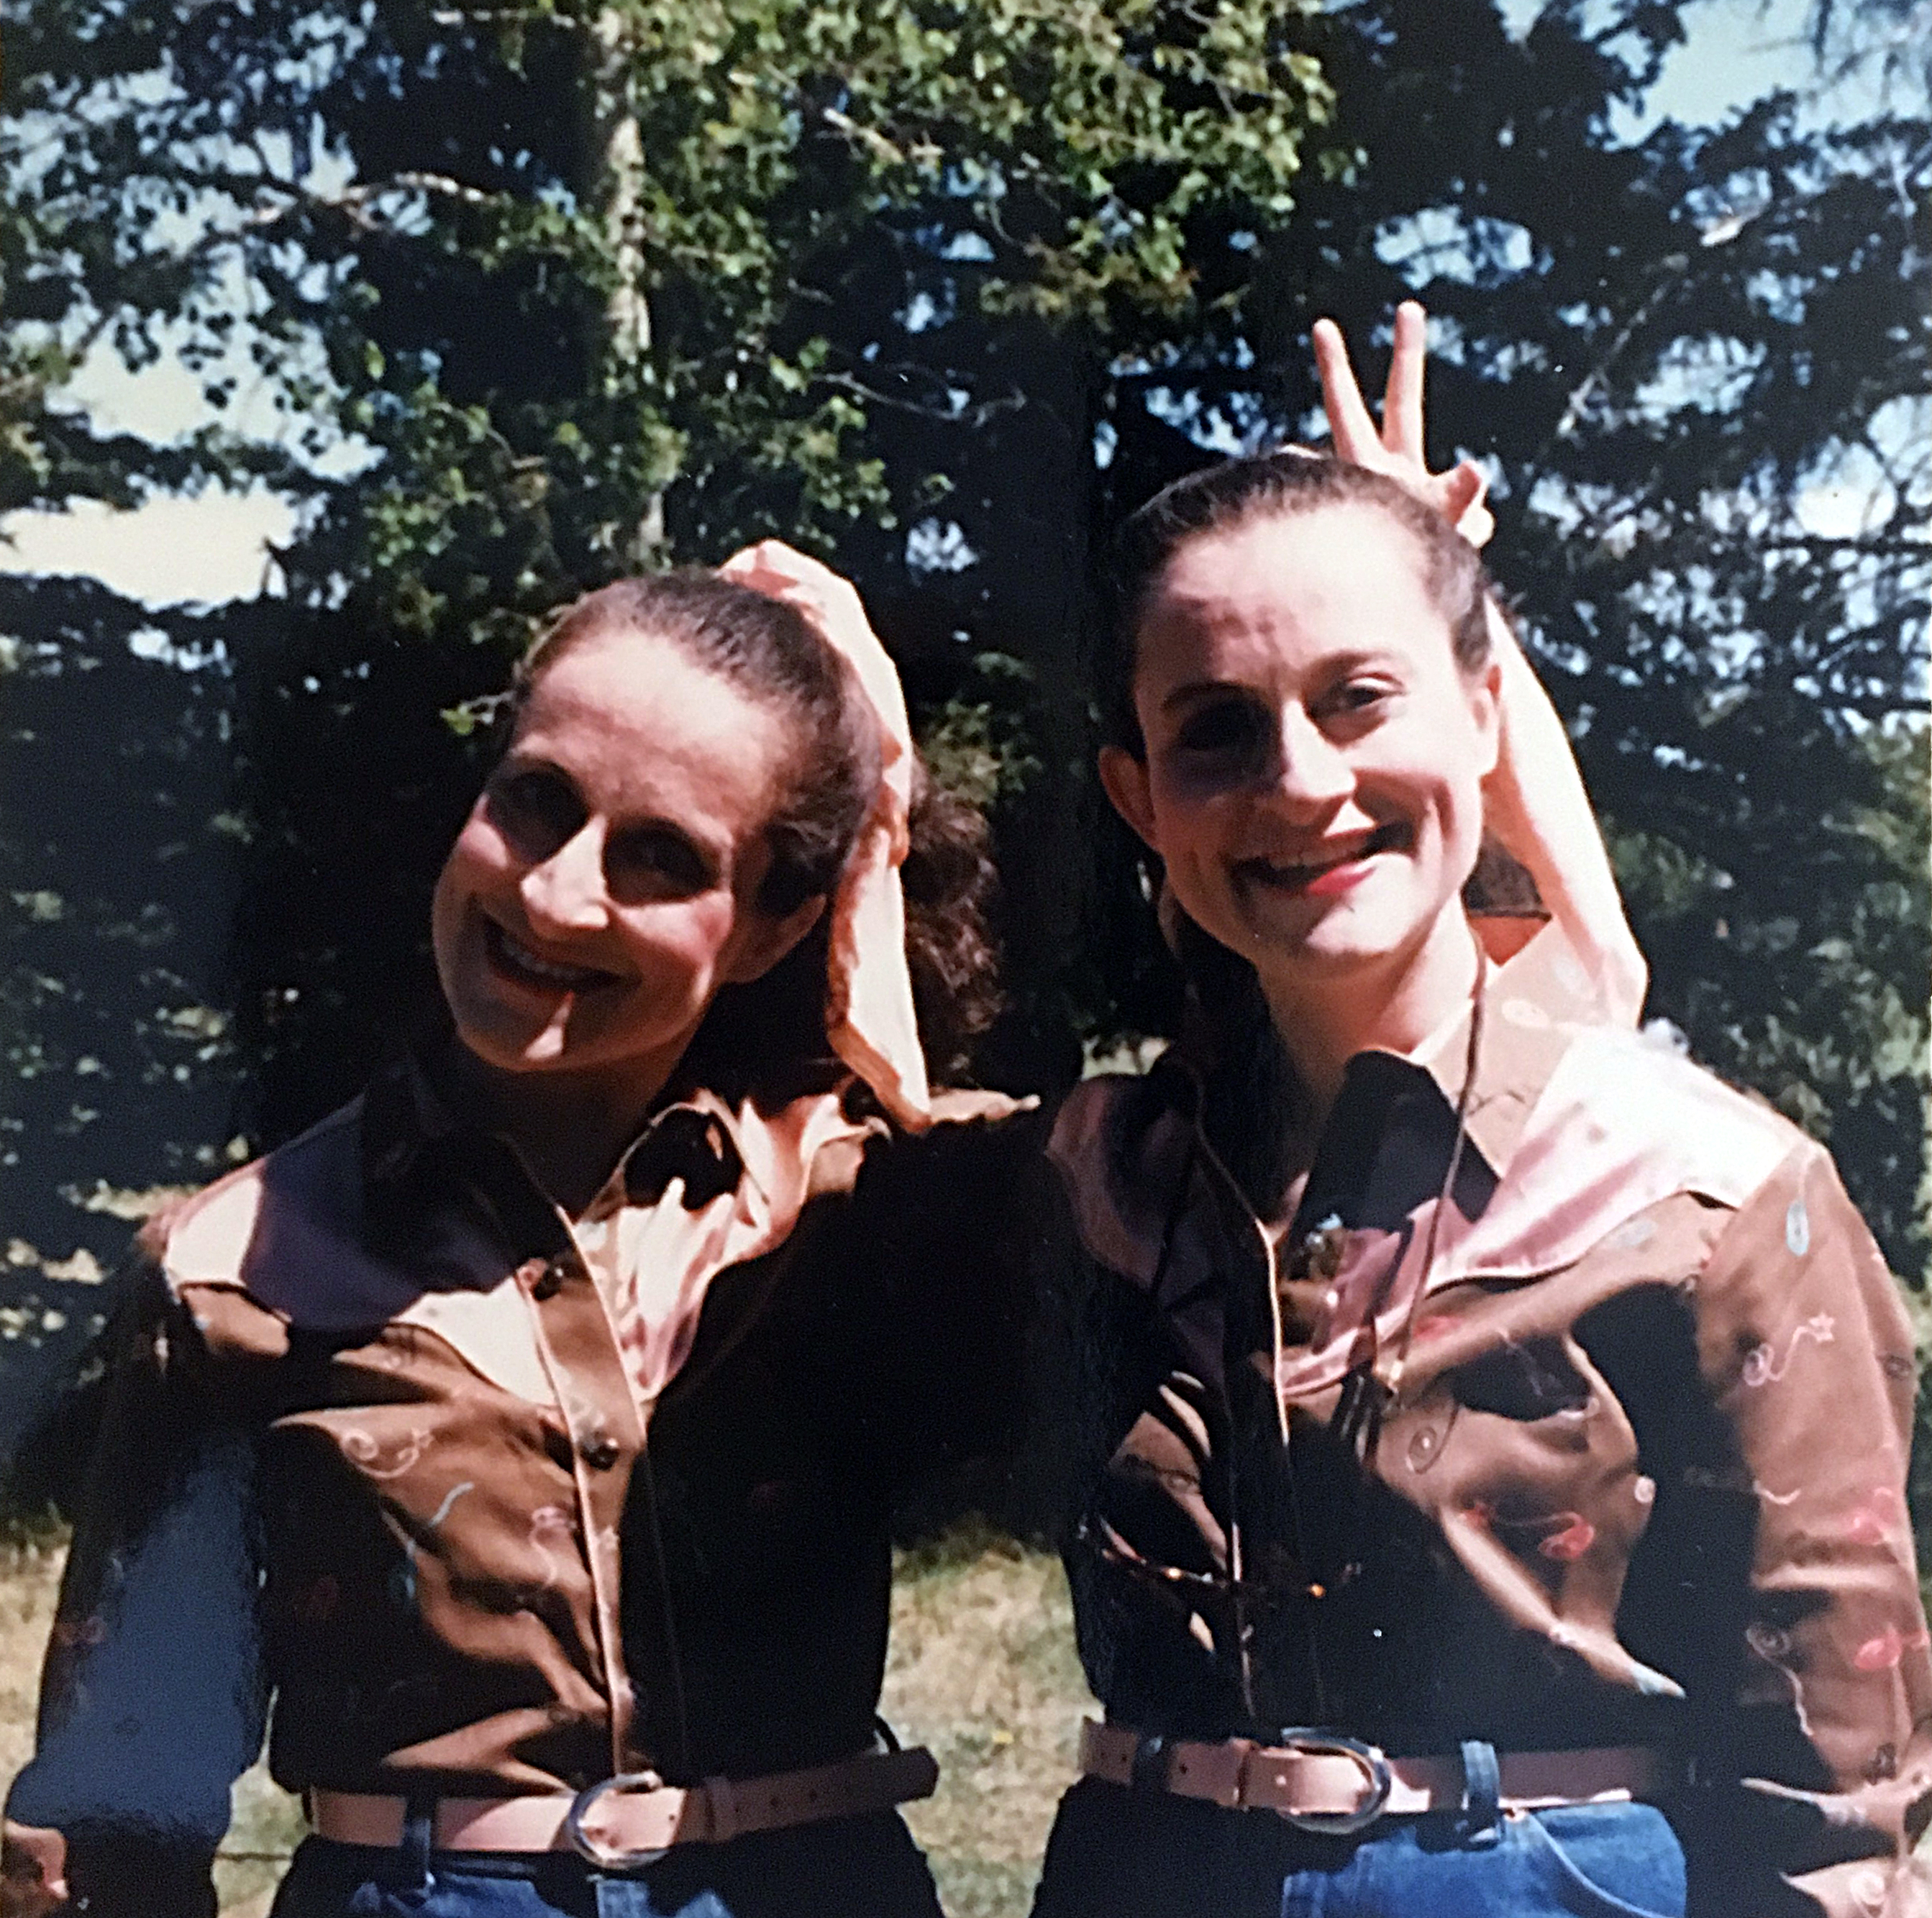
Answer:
[
  {"left": 1288, "top": 917, "right": 1608, "bottom": 1241},
  {"left": 357, "top": 1044, "right": 793, "bottom": 1253},
  {"left": 1403, "top": 915, "right": 1610, "bottom": 1184},
  {"left": 1052, "top": 916, "right": 1634, "bottom": 1319},
  {"left": 1113, "top": 917, "right": 1605, "bottom": 1238}
]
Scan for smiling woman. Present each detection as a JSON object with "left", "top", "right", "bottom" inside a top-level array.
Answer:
[
  {"left": 427, "top": 575, "right": 873, "bottom": 1210},
  {"left": 1098, "top": 467, "right": 1503, "bottom": 1115},
  {"left": 1034, "top": 314, "right": 1932, "bottom": 1918},
  {"left": 1, "top": 554, "right": 1043, "bottom": 1918},
  {"left": 440, "top": 639, "right": 795, "bottom": 1079}
]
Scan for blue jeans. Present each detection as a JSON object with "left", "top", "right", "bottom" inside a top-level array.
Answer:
[
  {"left": 268, "top": 1809, "right": 944, "bottom": 1918},
  {"left": 1030, "top": 1768, "right": 1688, "bottom": 1918}
]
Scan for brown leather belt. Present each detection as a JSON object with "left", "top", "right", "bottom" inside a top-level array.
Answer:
[
  {"left": 309, "top": 1746, "right": 939, "bottom": 1866},
  {"left": 1081, "top": 1722, "right": 1667, "bottom": 1834}
]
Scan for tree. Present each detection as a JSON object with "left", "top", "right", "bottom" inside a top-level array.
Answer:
[
  {"left": 0, "top": 0, "right": 1341, "bottom": 1383},
  {"left": 1084, "top": 0, "right": 1929, "bottom": 1274},
  {"left": 0, "top": 0, "right": 1334, "bottom": 607},
  {"left": 0, "top": 0, "right": 1921, "bottom": 1353},
  {"left": 0, "top": 584, "right": 265, "bottom": 1451}
]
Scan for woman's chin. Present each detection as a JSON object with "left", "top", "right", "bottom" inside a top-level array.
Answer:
[
  {"left": 1258, "top": 932, "right": 1401, "bottom": 987},
  {"left": 444, "top": 1003, "right": 575, "bottom": 1077},
  {"left": 1230, "top": 889, "right": 1394, "bottom": 967}
]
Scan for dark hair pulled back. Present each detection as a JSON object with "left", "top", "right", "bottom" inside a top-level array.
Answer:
[
  {"left": 509, "top": 570, "right": 1001, "bottom": 1084},
  {"left": 1103, "top": 450, "right": 1493, "bottom": 758},
  {"left": 1102, "top": 452, "right": 1498, "bottom": 1211}
]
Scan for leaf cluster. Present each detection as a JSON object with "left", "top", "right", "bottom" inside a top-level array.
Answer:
[{"left": 0, "top": 0, "right": 1334, "bottom": 645}]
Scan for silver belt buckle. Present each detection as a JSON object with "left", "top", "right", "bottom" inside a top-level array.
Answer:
[
  {"left": 1272, "top": 1730, "right": 1393, "bottom": 1835},
  {"left": 565, "top": 1770, "right": 672, "bottom": 1870}
]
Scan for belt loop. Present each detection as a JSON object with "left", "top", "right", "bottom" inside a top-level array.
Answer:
[
  {"left": 1131, "top": 1733, "right": 1171, "bottom": 1794},
  {"left": 704, "top": 1773, "right": 739, "bottom": 1845},
  {"left": 400, "top": 1791, "right": 437, "bottom": 1887},
  {"left": 1458, "top": 1739, "right": 1501, "bottom": 1847}
]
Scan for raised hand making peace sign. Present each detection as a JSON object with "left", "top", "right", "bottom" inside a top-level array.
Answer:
[
  {"left": 1313, "top": 299, "right": 1495, "bottom": 549},
  {"left": 1306, "top": 301, "right": 1644, "bottom": 1026}
]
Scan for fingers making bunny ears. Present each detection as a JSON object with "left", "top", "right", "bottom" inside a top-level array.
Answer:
[
  {"left": 1308, "top": 303, "right": 1645, "bottom": 1026},
  {"left": 718, "top": 539, "right": 932, "bottom": 1131},
  {"left": 1311, "top": 301, "right": 1496, "bottom": 549}
]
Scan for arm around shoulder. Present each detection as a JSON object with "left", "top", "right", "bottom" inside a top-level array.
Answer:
[{"left": 836, "top": 1096, "right": 1057, "bottom": 1501}]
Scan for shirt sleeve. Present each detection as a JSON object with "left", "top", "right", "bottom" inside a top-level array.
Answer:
[
  {"left": 1685, "top": 1138, "right": 1932, "bottom": 1917},
  {"left": 3, "top": 1259, "right": 269, "bottom": 1918},
  {"left": 832, "top": 1102, "right": 1055, "bottom": 1513}
]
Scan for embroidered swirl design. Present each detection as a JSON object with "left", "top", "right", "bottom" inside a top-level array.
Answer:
[
  {"left": 528, "top": 1504, "right": 576, "bottom": 1591},
  {"left": 339, "top": 1425, "right": 434, "bottom": 1480},
  {"left": 1740, "top": 1314, "right": 1835, "bottom": 1389}
]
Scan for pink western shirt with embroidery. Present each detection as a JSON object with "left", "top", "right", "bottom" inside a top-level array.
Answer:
[
  {"left": 4, "top": 1053, "right": 1042, "bottom": 1917},
  {"left": 1045, "top": 925, "right": 1931, "bottom": 1917}
]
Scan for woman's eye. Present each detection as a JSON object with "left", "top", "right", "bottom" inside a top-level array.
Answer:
[
  {"left": 484, "top": 767, "right": 583, "bottom": 855},
  {"left": 608, "top": 828, "right": 711, "bottom": 900},
  {"left": 1318, "top": 679, "right": 1396, "bottom": 722},
  {"left": 1173, "top": 700, "right": 1266, "bottom": 757}
]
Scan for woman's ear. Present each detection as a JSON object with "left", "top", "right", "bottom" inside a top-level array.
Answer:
[
  {"left": 721, "top": 893, "right": 827, "bottom": 986},
  {"left": 1098, "top": 744, "right": 1159, "bottom": 853},
  {"left": 1470, "top": 657, "right": 1503, "bottom": 780}
]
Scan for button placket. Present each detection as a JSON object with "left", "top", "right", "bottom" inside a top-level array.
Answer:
[
  {"left": 517, "top": 1236, "right": 650, "bottom": 1777},
  {"left": 1291, "top": 1217, "right": 1349, "bottom": 1289},
  {"left": 578, "top": 1428, "right": 620, "bottom": 1472}
]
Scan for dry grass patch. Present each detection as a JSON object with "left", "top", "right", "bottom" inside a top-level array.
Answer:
[
  {"left": 0, "top": 1530, "right": 63, "bottom": 1797},
  {"left": 884, "top": 1520, "right": 1091, "bottom": 1918}
]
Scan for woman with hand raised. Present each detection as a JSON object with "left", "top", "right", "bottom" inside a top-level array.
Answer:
[{"left": 1035, "top": 306, "right": 1928, "bottom": 1918}]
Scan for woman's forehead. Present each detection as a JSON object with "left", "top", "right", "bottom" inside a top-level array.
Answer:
[
  {"left": 1156, "top": 500, "right": 1432, "bottom": 606},
  {"left": 1137, "top": 505, "right": 1444, "bottom": 682},
  {"left": 512, "top": 626, "right": 789, "bottom": 814},
  {"left": 521, "top": 624, "right": 764, "bottom": 734}
]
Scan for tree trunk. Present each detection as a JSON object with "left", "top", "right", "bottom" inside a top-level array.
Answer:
[{"left": 593, "top": 7, "right": 664, "bottom": 566}]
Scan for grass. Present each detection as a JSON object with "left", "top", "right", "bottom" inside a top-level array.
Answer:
[
  {"left": 0, "top": 1532, "right": 61, "bottom": 1808},
  {"left": 0, "top": 1520, "right": 1092, "bottom": 1918},
  {"left": 883, "top": 1520, "right": 1088, "bottom": 1918}
]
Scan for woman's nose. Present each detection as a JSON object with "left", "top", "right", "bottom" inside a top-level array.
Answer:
[
  {"left": 1267, "top": 706, "right": 1354, "bottom": 813},
  {"left": 519, "top": 823, "right": 609, "bottom": 933}
]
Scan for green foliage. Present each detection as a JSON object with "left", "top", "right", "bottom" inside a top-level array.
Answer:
[
  {"left": 0, "top": 0, "right": 1344, "bottom": 1146},
  {"left": 0, "top": 0, "right": 1333, "bottom": 643},
  {"left": 0, "top": 0, "right": 1923, "bottom": 1307},
  {"left": 919, "top": 653, "right": 1043, "bottom": 810},
  {"left": 1074, "top": 0, "right": 1931, "bottom": 1271},
  {"left": 1610, "top": 723, "right": 1928, "bottom": 1259}
]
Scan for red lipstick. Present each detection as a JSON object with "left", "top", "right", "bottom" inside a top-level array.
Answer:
[{"left": 1300, "top": 859, "right": 1375, "bottom": 898}]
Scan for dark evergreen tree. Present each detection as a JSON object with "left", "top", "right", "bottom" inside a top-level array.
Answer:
[{"left": 0, "top": 1, "right": 1922, "bottom": 1458}]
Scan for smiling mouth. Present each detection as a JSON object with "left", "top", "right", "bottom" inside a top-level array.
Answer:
[
  {"left": 481, "top": 915, "right": 623, "bottom": 994},
  {"left": 1234, "top": 822, "right": 1410, "bottom": 895}
]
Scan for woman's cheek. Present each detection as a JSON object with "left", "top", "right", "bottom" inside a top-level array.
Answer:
[
  {"left": 650, "top": 894, "right": 745, "bottom": 996},
  {"left": 1140, "top": 799, "right": 1198, "bottom": 896},
  {"left": 444, "top": 809, "right": 519, "bottom": 899},
  {"left": 1157, "top": 748, "right": 1259, "bottom": 806},
  {"left": 1152, "top": 823, "right": 1239, "bottom": 938},
  {"left": 1427, "top": 764, "right": 1488, "bottom": 876},
  {"left": 430, "top": 820, "right": 494, "bottom": 954}
]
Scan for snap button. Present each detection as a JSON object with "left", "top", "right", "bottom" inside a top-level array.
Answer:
[
  {"left": 1290, "top": 1215, "right": 1347, "bottom": 1284},
  {"left": 579, "top": 1431, "right": 621, "bottom": 1471},
  {"left": 531, "top": 1259, "right": 570, "bottom": 1302}
]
